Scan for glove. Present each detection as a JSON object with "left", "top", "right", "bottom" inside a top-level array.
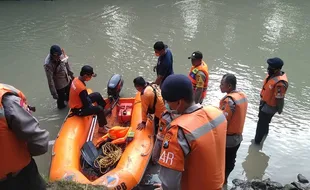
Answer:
[
  {"left": 52, "top": 94, "right": 58, "bottom": 100},
  {"left": 153, "top": 65, "right": 157, "bottom": 72}
]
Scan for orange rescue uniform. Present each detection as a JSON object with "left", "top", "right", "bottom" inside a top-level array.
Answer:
[
  {"left": 260, "top": 73, "right": 288, "bottom": 107},
  {"left": 140, "top": 84, "right": 166, "bottom": 123},
  {"left": 158, "top": 105, "right": 227, "bottom": 189},
  {"left": 69, "top": 77, "right": 87, "bottom": 109},
  {"left": 188, "top": 60, "right": 209, "bottom": 99},
  {"left": 0, "top": 84, "right": 31, "bottom": 179},
  {"left": 219, "top": 91, "right": 248, "bottom": 135}
]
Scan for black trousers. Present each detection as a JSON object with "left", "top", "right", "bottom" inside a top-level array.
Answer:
[
  {"left": 78, "top": 92, "right": 108, "bottom": 128},
  {"left": 254, "top": 110, "right": 275, "bottom": 144},
  {"left": 56, "top": 82, "right": 71, "bottom": 109},
  {"left": 0, "top": 158, "right": 46, "bottom": 190},
  {"left": 225, "top": 144, "right": 241, "bottom": 183},
  {"left": 154, "top": 116, "right": 159, "bottom": 135}
]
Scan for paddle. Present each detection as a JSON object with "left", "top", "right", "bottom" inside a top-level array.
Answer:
[{"left": 80, "top": 115, "right": 99, "bottom": 168}]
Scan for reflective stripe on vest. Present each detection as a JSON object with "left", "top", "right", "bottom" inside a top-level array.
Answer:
[
  {"left": 219, "top": 92, "right": 248, "bottom": 135},
  {"left": 260, "top": 73, "right": 288, "bottom": 107},
  {"left": 185, "top": 113, "right": 226, "bottom": 142},
  {"left": 171, "top": 106, "right": 227, "bottom": 190},
  {"left": 0, "top": 83, "right": 31, "bottom": 179}
]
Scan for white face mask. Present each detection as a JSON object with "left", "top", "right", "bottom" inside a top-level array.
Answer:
[
  {"left": 165, "top": 102, "right": 181, "bottom": 119},
  {"left": 171, "top": 113, "right": 181, "bottom": 120}
]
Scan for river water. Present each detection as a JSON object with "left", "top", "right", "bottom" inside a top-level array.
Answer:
[{"left": 1, "top": 0, "right": 309, "bottom": 187}]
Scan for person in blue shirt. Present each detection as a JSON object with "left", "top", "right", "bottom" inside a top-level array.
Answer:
[{"left": 153, "top": 41, "right": 174, "bottom": 88}]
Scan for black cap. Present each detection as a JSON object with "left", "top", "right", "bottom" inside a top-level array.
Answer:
[
  {"left": 161, "top": 74, "right": 193, "bottom": 102},
  {"left": 50, "top": 45, "right": 62, "bottom": 56},
  {"left": 80, "top": 65, "right": 97, "bottom": 77},
  {"left": 188, "top": 51, "right": 203, "bottom": 60},
  {"left": 267, "top": 57, "right": 284, "bottom": 69}
]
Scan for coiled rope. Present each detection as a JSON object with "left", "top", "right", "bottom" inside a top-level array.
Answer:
[{"left": 94, "top": 142, "right": 122, "bottom": 174}]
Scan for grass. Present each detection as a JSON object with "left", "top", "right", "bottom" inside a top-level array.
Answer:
[
  {"left": 43, "top": 175, "right": 107, "bottom": 190},
  {"left": 46, "top": 180, "right": 107, "bottom": 190}
]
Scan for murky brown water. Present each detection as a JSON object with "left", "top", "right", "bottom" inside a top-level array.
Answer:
[{"left": 1, "top": 0, "right": 310, "bottom": 187}]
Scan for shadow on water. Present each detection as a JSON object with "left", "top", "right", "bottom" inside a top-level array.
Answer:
[{"left": 242, "top": 141, "right": 270, "bottom": 181}]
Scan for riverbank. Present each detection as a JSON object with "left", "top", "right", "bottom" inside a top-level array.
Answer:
[{"left": 231, "top": 174, "right": 309, "bottom": 190}]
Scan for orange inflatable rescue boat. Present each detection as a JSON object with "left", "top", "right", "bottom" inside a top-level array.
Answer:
[{"left": 49, "top": 74, "right": 155, "bottom": 189}]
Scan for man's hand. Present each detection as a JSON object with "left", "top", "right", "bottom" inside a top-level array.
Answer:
[
  {"left": 153, "top": 65, "right": 157, "bottom": 72},
  {"left": 52, "top": 94, "right": 58, "bottom": 100},
  {"left": 137, "top": 122, "right": 146, "bottom": 130},
  {"left": 154, "top": 183, "right": 163, "bottom": 190}
]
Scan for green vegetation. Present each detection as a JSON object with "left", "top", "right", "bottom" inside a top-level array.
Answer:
[
  {"left": 46, "top": 180, "right": 107, "bottom": 190},
  {"left": 43, "top": 175, "right": 107, "bottom": 190}
]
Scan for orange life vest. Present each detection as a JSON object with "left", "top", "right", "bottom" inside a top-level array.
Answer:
[
  {"left": 0, "top": 83, "right": 31, "bottom": 179},
  {"left": 188, "top": 60, "right": 209, "bottom": 99},
  {"left": 69, "top": 77, "right": 86, "bottom": 109},
  {"left": 140, "top": 84, "right": 166, "bottom": 123},
  {"left": 219, "top": 91, "right": 248, "bottom": 135},
  {"left": 96, "top": 126, "right": 134, "bottom": 146},
  {"left": 159, "top": 106, "right": 227, "bottom": 190},
  {"left": 260, "top": 73, "right": 288, "bottom": 107}
]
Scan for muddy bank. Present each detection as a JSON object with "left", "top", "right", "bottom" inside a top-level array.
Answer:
[{"left": 231, "top": 174, "right": 309, "bottom": 190}]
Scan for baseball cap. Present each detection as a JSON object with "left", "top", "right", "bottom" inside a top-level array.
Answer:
[
  {"left": 188, "top": 51, "right": 203, "bottom": 60},
  {"left": 50, "top": 45, "right": 62, "bottom": 56},
  {"left": 80, "top": 65, "right": 97, "bottom": 77}
]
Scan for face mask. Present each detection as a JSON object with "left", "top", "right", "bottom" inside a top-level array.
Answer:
[{"left": 165, "top": 102, "right": 180, "bottom": 115}]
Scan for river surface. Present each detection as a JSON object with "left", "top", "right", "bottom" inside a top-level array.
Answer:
[{"left": 1, "top": 0, "right": 310, "bottom": 187}]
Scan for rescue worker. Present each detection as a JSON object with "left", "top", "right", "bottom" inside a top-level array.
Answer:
[
  {"left": 0, "top": 83, "right": 49, "bottom": 190},
  {"left": 155, "top": 74, "right": 227, "bottom": 190},
  {"left": 133, "top": 76, "right": 166, "bottom": 133},
  {"left": 68, "top": 65, "right": 109, "bottom": 134},
  {"left": 187, "top": 51, "right": 209, "bottom": 104},
  {"left": 44, "top": 45, "right": 74, "bottom": 109},
  {"left": 219, "top": 73, "right": 248, "bottom": 184},
  {"left": 254, "top": 57, "right": 288, "bottom": 144},
  {"left": 153, "top": 41, "right": 174, "bottom": 88}
]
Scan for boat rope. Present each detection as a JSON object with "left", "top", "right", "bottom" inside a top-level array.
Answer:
[{"left": 94, "top": 142, "right": 122, "bottom": 174}]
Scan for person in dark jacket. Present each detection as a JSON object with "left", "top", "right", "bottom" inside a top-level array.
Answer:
[
  {"left": 153, "top": 41, "right": 174, "bottom": 88},
  {"left": 44, "top": 45, "right": 74, "bottom": 109}
]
